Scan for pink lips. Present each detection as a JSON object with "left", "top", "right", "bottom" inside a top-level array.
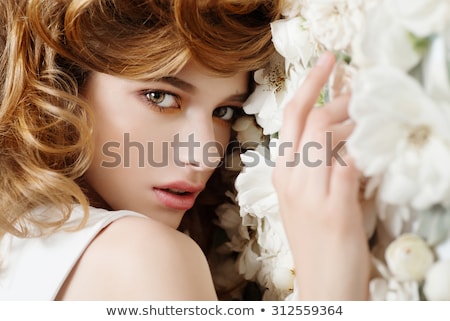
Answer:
[{"left": 153, "top": 182, "right": 204, "bottom": 211}]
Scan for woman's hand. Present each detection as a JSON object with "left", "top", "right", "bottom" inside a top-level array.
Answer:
[{"left": 272, "top": 52, "right": 370, "bottom": 300}]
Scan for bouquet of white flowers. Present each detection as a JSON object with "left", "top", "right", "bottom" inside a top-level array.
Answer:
[{"left": 215, "top": 0, "right": 450, "bottom": 301}]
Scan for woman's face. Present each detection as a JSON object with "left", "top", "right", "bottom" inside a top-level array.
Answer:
[{"left": 82, "top": 61, "right": 249, "bottom": 228}]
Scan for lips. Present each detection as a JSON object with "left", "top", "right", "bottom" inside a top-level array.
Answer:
[
  {"left": 161, "top": 188, "right": 190, "bottom": 195},
  {"left": 153, "top": 182, "right": 204, "bottom": 211}
]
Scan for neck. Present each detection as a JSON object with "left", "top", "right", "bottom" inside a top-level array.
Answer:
[{"left": 76, "top": 177, "right": 113, "bottom": 210}]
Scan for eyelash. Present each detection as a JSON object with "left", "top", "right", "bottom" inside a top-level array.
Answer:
[
  {"left": 213, "top": 106, "right": 243, "bottom": 123},
  {"left": 143, "top": 90, "right": 180, "bottom": 112},
  {"left": 142, "top": 90, "right": 243, "bottom": 122}
]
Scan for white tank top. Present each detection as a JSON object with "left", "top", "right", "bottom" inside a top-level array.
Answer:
[{"left": 0, "top": 206, "right": 145, "bottom": 300}]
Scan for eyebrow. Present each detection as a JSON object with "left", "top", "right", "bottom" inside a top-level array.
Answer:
[
  {"left": 160, "top": 76, "right": 196, "bottom": 93},
  {"left": 225, "top": 92, "right": 250, "bottom": 103},
  {"left": 159, "top": 76, "right": 249, "bottom": 103}
]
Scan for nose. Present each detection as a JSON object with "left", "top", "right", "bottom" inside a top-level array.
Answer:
[{"left": 175, "top": 119, "right": 224, "bottom": 169}]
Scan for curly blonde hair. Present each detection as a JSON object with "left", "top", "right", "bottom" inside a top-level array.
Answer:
[{"left": 0, "top": 0, "right": 282, "bottom": 238}]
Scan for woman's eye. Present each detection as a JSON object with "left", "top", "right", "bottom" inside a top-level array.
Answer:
[
  {"left": 213, "top": 106, "right": 237, "bottom": 121},
  {"left": 144, "top": 91, "right": 178, "bottom": 108}
]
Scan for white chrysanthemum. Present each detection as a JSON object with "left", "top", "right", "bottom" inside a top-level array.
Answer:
[
  {"left": 235, "top": 142, "right": 295, "bottom": 300},
  {"left": 301, "top": 0, "right": 368, "bottom": 51},
  {"left": 232, "top": 0, "right": 450, "bottom": 303},
  {"left": 257, "top": 218, "right": 287, "bottom": 256},
  {"left": 421, "top": 34, "right": 450, "bottom": 103},
  {"left": 370, "top": 277, "right": 420, "bottom": 301},
  {"left": 369, "top": 257, "right": 420, "bottom": 301},
  {"left": 235, "top": 148, "right": 279, "bottom": 218},
  {"left": 271, "top": 16, "right": 315, "bottom": 69},
  {"left": 260, "top": 253, "right": 295, "bottom": 300},
  {"left": 375, "top": 203, "right": 416, "bottom": 238},
  {"left": 360, "top": 193, "right": 378, "bottom": 239},
  {"left": 423, "top": 260, "right": 450, "bottom": 300},
  {"left": 385, "top": 0, "right": 450, "bottom": 37},
  {"left": 255, "top": 225, "right": 295, "bottom": 301},
  {"left": 385, "top": 234, "right": 434, "bottom": 282},
  {"left": 352, "top": 3, "right": 420, "bottom": 70},
  {"left": 348, "top": 66, "right": 450, "bottom": 210},
  {"left": 271, "top": 263, "right": 295, "bottom": 292},
  {"left": 329, "top": 60, "right": 357, "bottom": 99},
  {"left": 280, "top": 0, "right": 303, "bottom": 18}
]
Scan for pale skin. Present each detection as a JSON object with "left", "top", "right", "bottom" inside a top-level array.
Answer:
[
  {"left": 56, "top": 53, "right": 370, "bottom": 300},
  {"left": 273, "top": 52, "right": 370, "bottom": 300}
]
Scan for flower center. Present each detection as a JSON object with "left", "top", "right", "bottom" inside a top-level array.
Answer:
[
  {"left": 408, "top": 125, "right": 430, "bottom": 147},
  {"left": 266, "top": 63, "right": 286, "bottom": 93}
]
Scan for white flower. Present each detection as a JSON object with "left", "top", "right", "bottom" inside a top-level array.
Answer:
[
  {"left": 414, "top": 205, "right": 450, "bottom": 246},
  {"left": 271, "top": 264, "right": 295, "bottom": 292},
  {"left": 423, "top": 260, "right": 450, "bottom": 300},
  {"left": 232, "top": 116, "right": 264, "bottom": 147},
  {"left": 257, "top": 217, "right": 287, "bottom": 256},
  {"left": 257, "top": 248, "right": 295, "bottom": 300},
  {"left": 301, "top": 0, "right": 368, "bottom": 52},
  {"left": 348, "top": 66, "right": 450, "bottom": 210},
  {"left": 215, "top": 203, "right": 250, "bottom": 245},
  {"left": 243, "top": 52, "right": 304, "bottom": 135},
  {"left": 360, "top": 193, "right": 378, "bottom": 239},
  {"left": 370, "top": 257, "right": 420, "bottom": 300},
  {"left": 435, "top": 237, "right": 450, "bottom": 261},
  {"left": 421, "top": 34, "right": 450, "bottom": 103},
  {"left": 385, "top": 234, "right": 434, "bottom": 282},
  {"left": 329, "top": 60, "right": 356, "bottom": 99},
  {"left": 271, "top": 16, "right": 315, "bottom": 68},
  {"left": 215, "top": 203, "right": 242, "bottom": 232},
  {"left": 237, "top": 238, "right": 261, "bottom": 280},
  {"left": 377, "top": 204, "right": 415, "bottom": 238},
  {"left": 385, "top": 0, "right": 450, "bottom": 38},
  {"left": 370, "top": 277, "right": 420, "bottom": 301},
  {"left": 353, "top": 3, "right": 420, "bottom": 70},
  {"left": 243, "top": 55, "right": 285, "bottom": 135},
  {"left": 280, "top": 0, "right": 303, "bottom": 19},
  {"left": 235, "top": 149, "right": 279, "bottom": 218},
  {"left": 233, "top": 0, "right": 450, "bottom": 302},
  {"left": 261, "top": 264, "right": 295, "bottom": 300},
  {"left": 234, "top": 139, "right": 294, "bottom": 300}
]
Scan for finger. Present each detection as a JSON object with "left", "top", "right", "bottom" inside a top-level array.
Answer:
[
  {"left": 278, "top": 52, "right": 336, "bottom": 156},
  {"left": 299, "top": 120, "right": 354, "bottom": 194},
  {"left": 327, "top": 120, "right": 354, "bottom": 148},
  {"left": 325, "top": 93, "right": 351, "bottom": 123},
  {"left": 329, "top": 153, "right": 360, "bottom": 202},
  {"left": 299, "top": 94, "right": 352, "bottom": 148},
  {"left": 293, "top": 93, "right": 352, "bottom": 194}
]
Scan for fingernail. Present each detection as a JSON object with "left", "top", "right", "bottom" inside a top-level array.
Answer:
[{"left": 316, "top": 52, "right": 333, "bottom": 67}]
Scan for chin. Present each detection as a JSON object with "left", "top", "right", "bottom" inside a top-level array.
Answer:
[{"left": 138, "top": 208, "right": 185, "bottom": 230}]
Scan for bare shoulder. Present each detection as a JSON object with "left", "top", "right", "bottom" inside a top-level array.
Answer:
[{"left": 56, "top": 216, "right": 218, "bottom": 300}]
